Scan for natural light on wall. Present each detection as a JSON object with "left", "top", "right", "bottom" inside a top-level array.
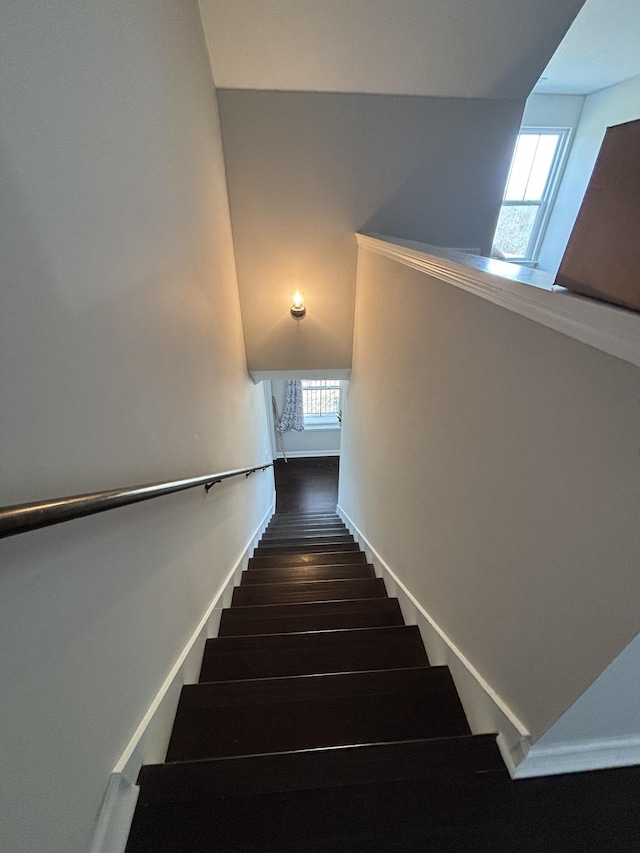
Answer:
[{"left": 492, "top": 129, "right": 568, "bottom": 263}]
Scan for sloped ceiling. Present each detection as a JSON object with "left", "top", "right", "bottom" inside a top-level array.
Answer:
[
  {"left": 534, "top": 0, "right": 640, "bottom": 94},
  {"left": 199, "top": 0, "right": 585, "bottom": 99}
]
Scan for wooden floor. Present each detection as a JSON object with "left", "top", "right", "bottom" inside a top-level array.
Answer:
[
  {"left": 128, "top": 766, "right": 640, "bottom": 851},
  {"left": 125, "top": 457, "right": 640, "bottom": 852},
  {"left": 274, "top": 456, "right": 339, "bottom": 513}
]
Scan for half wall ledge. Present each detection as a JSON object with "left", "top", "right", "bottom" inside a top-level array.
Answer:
[{"left": 357, "top": 233, "right": 640, "bottom": 370}]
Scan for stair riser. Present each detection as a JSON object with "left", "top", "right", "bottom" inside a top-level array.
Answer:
[
  {"left": 272, "top": 509, "right": 340, "bottom": 520},
  {"left": 271, "top": 518, "right": 340, "bottom": 527},
  {"left": 130, "top": 773, "right": 516, "bottom": 852},
  {"left": 138, "top": 734, "right": 504, "bottom": 803},
  {"left": 240, "top": 565, "right": 375, "bottom": 585},
  {"left": 249, "top": 551, "right": 367, "bottom": 569},
  {"left": 266, "top": 518, "right": 345, "bottom": 526},
  {"left": 259, "top": 539, "right": 353, "bottom": 549},
  {"left": 261, "top": 529, "right": 348, "bottom": 540},
  {"left": 182, "top": 665, "right": 439, "bottom": 705},
  {"left": 166, "top": 690, "right": 471, "bottom": 761},
  {"left": 259, "top": 537, "right": 354, "bottom": 548},
  {"left": 253, "top": 542, "right": 360, "bottom": 556},
  {"left": 232, "top": 577, "right": 387, "bottom": 606},
  {"left": 267, "top": 518, "right": 345, "bottom": 530},
  {"left": 217, "top": 599, "right": 405, "bottom": 636},
  {"left": 269, "top": 512, "right": 344, "bottom": 524},
  {"left": 270, "top": 520, "right": 341, "bottom": 527},
  {"left": 199, "top": 626, "right": 428, "bottom": 681}
]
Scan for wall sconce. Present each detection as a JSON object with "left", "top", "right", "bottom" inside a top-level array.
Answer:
[{"left": 290, "top": 290, "right": 306, "bottom": 319}]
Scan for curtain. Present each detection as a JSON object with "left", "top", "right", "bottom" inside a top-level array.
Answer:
[{"left": 277, "top": 380, "right": 305, "bottom": 432}]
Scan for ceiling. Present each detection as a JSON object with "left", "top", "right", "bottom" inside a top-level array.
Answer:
[
  {"left": 534, "top": 0, "right": 640, "bottom": 94},
  {"left": 199, "top": 0, "right": 584, "bottom": 100}
]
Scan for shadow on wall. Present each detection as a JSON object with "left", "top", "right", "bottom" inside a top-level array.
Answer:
[{"left": 360, "top": 136, "right": 512, "bottom": 254}]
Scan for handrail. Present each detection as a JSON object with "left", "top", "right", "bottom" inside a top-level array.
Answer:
[{"left": 0, "top": 463, "right": 273, "bottom": 540}]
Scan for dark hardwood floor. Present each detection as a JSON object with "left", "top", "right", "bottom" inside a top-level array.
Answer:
[
  {"left": 274, "top": 456, "right": 339, "bottom": 513},
  {"left": 129, "top": 765, "right": 640, "bottom": 851}
]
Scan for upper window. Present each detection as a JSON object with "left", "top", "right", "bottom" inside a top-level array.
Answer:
[
  {"left": 301, "top": 379, "right": 342, "bottom": 428},
  {"left": 492, "top": 129, "right": 569, "bottom": 264}
]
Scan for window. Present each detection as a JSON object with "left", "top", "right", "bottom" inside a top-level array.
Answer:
[
  {"left": 301, "top": 379, "right": 342, "bottom": 428},
  {"left": 492, "top": 128, "right": 569, "bottom": 263}
]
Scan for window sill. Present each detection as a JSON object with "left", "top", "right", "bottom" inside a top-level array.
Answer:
[
  {"left": 500, "top": 258, "right": 538, "bottom": 268},
  {"left": 303, "top": 421, "right": 341, "bottom": 431}
]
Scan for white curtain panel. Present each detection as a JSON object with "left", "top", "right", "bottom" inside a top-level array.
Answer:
[{"left": 277, "top": 380, "right": 305, "bottom": 432}]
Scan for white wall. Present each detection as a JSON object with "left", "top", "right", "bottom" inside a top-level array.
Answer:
[
  {"left": 339, "top": 246, "right": 640, "bottom": 749},
  {"left": 0, "top": 2, "right": 272, "bottom": 851},
  {"left": 217, "top": 89, "right": 524, "bottom": 371},
  {"left": 537, "top": 632, "right": 640, "bottom": 747},
  {"left": 270, "top": 380, "right": 341, "bottom": 457},
  {"left": 535, "top": 74, "right": 640, "bottom": 275},
  {"left": 522, "top": 93, "right": 585, "bottom": 128}
]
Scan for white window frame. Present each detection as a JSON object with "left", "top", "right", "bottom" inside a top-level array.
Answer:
[
  {"left": 495, "top": 127, "right": 571, "bottom": 265},
  {"left": 301, "top": 379, "right": 342, "bottom": 430}
]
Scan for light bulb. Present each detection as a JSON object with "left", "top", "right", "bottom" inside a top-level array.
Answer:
[{"left": 290, "top": 290, "right": 306, "bottom": 319}]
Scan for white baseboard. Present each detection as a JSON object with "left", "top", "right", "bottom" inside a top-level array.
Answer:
[
  {"left": 512, "top": 735, "right": 640, "bottom": 779},
  {"left": 337, "top": 505, "right": 532, "bottom": 776},
  {"left": 276, "top": 450, "right": 340, "bottom": 458},
  {"left": 89, "top": 774, "right": 140, "bottom": 853},
  {"left": 90, "top": 501, "right": 274, "bottom": 853}
]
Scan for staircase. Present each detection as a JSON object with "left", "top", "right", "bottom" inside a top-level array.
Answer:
[{"left": 125, "top": 510, "right": 513, "bottom": 852}]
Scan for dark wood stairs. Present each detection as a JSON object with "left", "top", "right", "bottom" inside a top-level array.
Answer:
[{"left": 125, "top": 510, "right": 512, "bottom": 852}]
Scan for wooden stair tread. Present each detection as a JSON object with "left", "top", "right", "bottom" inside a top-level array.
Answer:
[
  {"left": 218, "top": 598, "right": 405, "bottom": 636},
  {"left": 240, "top": 563, "right": 375, "bottom": 585},
  {"left": 199, "top": 625, "right": 428, "bottom": 681},
  {"left": 261, "top": 532, "right": 348, "bottom": 542},
  {"left": 271, "top": 509, "right": 340, "bottom": 519},
  {"left": 137, "top": 733, "right": 505, "bottom": 803},
  {"left": 265, "top": 521, "right": 346, "bottom": 530},
  {"left": 165, "top": 667, "right": 471, "bottom": 761},
  {"left": 264, "top": 521, "right": 347, "bottom": 533},
  {"left": 180, "top": 666, "right": 443, "bottom": 706},
  {"left": 253, "top": 541, "right": 360, "bottom": 555},
  {"left": 267, "top": 516, "right": 343, "bottom": 525},
  {"left": 267, "top": 524, "right": 343, "bottom": 529},
  {"left": 259, "top": 536, "right": 354, "bottom": 548},
  {"left": 272, "top": 519, "right": 341, "bottom": 524},
  {"left": 249, "top": 550, "right": 367, "bottom": 569},
  {"left": 127, "top": 771, "right": 517, "bottom": 853},
  {"left": 232, "top": 577, "right": 387, "bottom": 606},
  {"left": 127, "top": 773, "right": 518, "bottom": 853}
]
